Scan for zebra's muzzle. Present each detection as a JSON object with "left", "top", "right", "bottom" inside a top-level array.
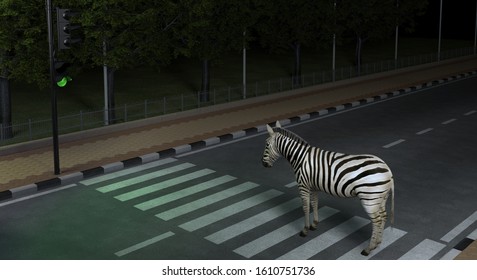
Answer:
[{"left": 262, "top": 160, "right": 272, "bottom": 167}]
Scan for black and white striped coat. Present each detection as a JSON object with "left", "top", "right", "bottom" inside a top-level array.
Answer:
[{"left": 262, "top": 121, "right": 394, "bottom": 256}]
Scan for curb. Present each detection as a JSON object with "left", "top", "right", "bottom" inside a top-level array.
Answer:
[{"left": 1, "top": 70, "right": 476, "bottom": 202}]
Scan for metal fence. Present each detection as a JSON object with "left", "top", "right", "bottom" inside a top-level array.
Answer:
[{"left": 1, "top": 46, "right": 475, "bottom": 146}]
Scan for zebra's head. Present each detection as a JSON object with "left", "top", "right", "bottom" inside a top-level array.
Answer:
[{"left": 262, "top": 121, "right": 282, "bottom": 168}]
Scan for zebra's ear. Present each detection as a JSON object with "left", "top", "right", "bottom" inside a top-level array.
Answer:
[
  {"left": 275, "top": 120, "right": 282, "bottom": 128},
  {"left": 266, "top": 124, "right": 274, "bottom": 135}
]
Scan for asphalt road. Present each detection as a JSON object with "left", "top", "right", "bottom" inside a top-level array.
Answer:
[{"left": 1, "top": 76, "right": 476, "bottom": 260}]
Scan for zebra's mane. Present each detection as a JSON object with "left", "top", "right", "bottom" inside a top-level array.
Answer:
[{"left": 273, "top": 127, "right": 309, "bottom": 146}]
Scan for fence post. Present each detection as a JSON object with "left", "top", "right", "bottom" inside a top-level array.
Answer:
[
  {"left": 163, "top": 96, "right": 166, "bottom": 114},
  {"left": 181, "top": 94, "right": 184, "bottom": 111},
  {"left": 144, "top": 99, "right": 148, "bottom": 118},
  {"left": 124, "top": 104, "right": 128, "bottom": 122},
  {"left": 0, "top": 124, "right": 3, "bottom": 141},
  {"left": 28, "top": 119, "right": 32, "bottom": 140},
  {"left": 80, "top": 110, "right": 83, "bottom": 130},
  {"left": 197, "top": 91, "right": 200, "bottom": 108}
]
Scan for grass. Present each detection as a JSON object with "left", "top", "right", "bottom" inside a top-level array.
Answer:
[{"left": 9, "top": 37, "right": 475, "bottom": 125}]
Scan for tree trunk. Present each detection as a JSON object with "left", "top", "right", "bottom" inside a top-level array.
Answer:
[
  {"left": 200, "top": 59, "right": 210, "bottom": 102},
  {"left": 0, "top": 68, "right": 12, "bottom": 140},
  {"left": 107, "top": 67, "right": 116, "bottom": 124},
  {"left": 293, "top": 42, "right": 302, "bottom": 86},
  {"left": 355, "top": 36, "right": 363, "bottom": 76}
]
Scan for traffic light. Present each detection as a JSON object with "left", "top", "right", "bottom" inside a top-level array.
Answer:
[
  {"left": 56, "top": 8, "right": 81, "bottom": 50},
  {"left": 54, "top": 60, "right": 72, "bottom": 87}
]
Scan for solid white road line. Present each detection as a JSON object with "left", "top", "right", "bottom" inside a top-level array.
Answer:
[
  {"left": 440, "top": 248, "right": 462, "bottom": 260},
  {"left": 441, "top": 211, "right": 477, "bottom": 243},
  {"left": 467, "top": 228, "right": 477, "bottom": 240},
  {"left": 82, "top": 158, "right": 177, "bottom": 186},
  {"left": 0, "top": 184, "right": 77, "bottom": 208},
  {"left": 398, "top": 239, "right": 446, "bottom": 260}
]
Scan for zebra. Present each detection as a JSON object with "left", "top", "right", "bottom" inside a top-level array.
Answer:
[{"left": 261, "top": 121, "right": 394, "bottom": 256}]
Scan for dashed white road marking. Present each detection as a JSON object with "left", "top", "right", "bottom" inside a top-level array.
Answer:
[
  {"left": 441, "top": 118, "right": 457, "bottom": 125},
  {"left": 383, "top": 139, "right": 406, "bottom": 149},
  {"left": 464, "top": 110, "right": 476, "bottom": 116},
  {"left": 416, "top": 128, "right": 433, "bottom": 135}
]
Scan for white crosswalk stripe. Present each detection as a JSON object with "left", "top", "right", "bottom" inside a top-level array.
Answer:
[
  {"left": 82, "top": 158, "right": 177, "bottom": 186},
  {"left": 277, "top": 216, "right": 370, "bottom": 260},
  {"left": 179, "top": 189, "right": 283, "bottom": 232},
  {"left": 135, "top": 175, "right": 236, "bottom": 211},
  {"left": 92, "top": 159, "right": 457, "bottom": 260},
  {"left": 339, "top": 227, "right": 407, "bottom": 260},
  {"left": 398, "top": 239, "right": 446, "bottom": 260},
  {"left": 233, "top": 206, "right": 339, "bottom": 258},
  {"left": 114, "top": 169, "right": 215, "bottom": 201},
  {"left": 156, "top": 181, "right": 259, "bottom": 221},
  {"left": 96, "top": 162, "right": 194, "bottom": 193},
  {"left": 205, "top": 198, "right": 301, "bottom": 244}
]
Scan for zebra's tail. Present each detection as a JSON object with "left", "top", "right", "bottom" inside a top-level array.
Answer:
[{"left": 390, "top": 177, "right": 395, "bottom": 227}]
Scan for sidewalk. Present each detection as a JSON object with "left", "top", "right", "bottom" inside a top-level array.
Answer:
[{"left": 1, "top": 56, "right": 477, "bottom": 260}]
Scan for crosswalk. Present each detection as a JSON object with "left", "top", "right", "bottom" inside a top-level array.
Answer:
[{"left": 80, "top": 158, "right": 473, "bottom": 260}]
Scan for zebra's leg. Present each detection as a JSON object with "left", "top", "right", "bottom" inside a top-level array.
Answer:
[
  {"left": 310, "top": 191, "right": 319, "bottom": 231},
  {"left": 299, "top": 189, "right": 311, "bottom": 237},
  {"left": 377, "top": 208, "right": 387, "bottom": 245},
  {"left": 377, "top": 193, "right": 390, "bottom": 244},
  {"left": 361, "top": 205, "right": 382, "bottom": 256}
]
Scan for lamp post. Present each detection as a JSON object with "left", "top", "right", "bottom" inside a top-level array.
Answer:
[
  {"left": 438, "top": 0, "right": 443, "bottom": 62},
  {"left": 332, "top": 0, "right": 336, "bottom": 81},
  {"left": 45, "top": 0, "right": 60, "bottom": 175},
  {"left": 474, "top": 0, "right": 477, "bottom": 54},
  {"left": 395, "top": 0, "right": 399, "bottom": 68}
]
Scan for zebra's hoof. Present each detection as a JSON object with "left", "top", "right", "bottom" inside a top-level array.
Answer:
[
  {"left": 299, "top": 231, "right": 308, "bottom": 237},
  {"left": 309, "top": 225, "right": 317, "bottom": 231},
  {"left": 360, "top": 249, "right": 370, "bottom": 256}
]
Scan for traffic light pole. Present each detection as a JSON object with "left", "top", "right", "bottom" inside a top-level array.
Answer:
[{"left": 46, "top": 0, "right": 61, "bottom": 175}]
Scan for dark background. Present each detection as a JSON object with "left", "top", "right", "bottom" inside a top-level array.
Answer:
[{"left": 414, "top": 0, "right": 476, "bottom": 39}]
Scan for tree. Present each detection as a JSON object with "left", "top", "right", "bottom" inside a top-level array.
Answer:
[
  {"left": 61, "top": 0, "right": 179, "bottom": 124},
  {"left": 256, "top": 0, "right": 334, "bottom": 86},
  {"left": 0, "top": 0, "right": 49, "bottom": 139},
  {"left": 172, "top": 0, "right": 258, "bottom": 101},
  {"left": 339, "top": 0, "right": 427, "bottom": 75},
  {"left": 339, "top": 0, "right": 396, "bottom": 75}
]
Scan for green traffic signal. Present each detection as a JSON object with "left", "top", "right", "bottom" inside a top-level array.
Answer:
[{"left": 56, "top": 76, "right": 72, "bottom": 87}]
